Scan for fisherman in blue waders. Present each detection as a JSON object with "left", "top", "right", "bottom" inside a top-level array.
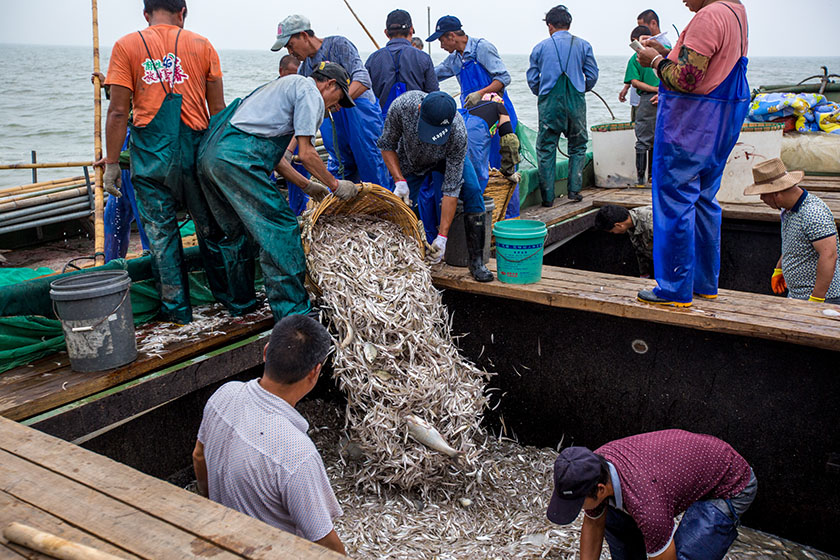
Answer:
[
  {"left": 527, "top": 5, "right": 599, "bottom": 206},
  {"left": 379, "top": 91, "right": 493, "bottom": 283},
  {"left": 197, "top": 62, "right": 361, "bottom": 321},
  {"left": 418, "top": 93, "right": 521, "bottom": 243},
  {"left": 365, "top": 9, "right": 439, "bottom": 118},
  {"left": 278, "top": 15, "right": 391, "bottom": 192},
  {"left": 429, "top": 15, "right": 522, "bottom": 219},
  {"left": 97, "top": 0, "right": 249, "bottom": 324},
  {"left": 635, "top": 0, "right": 750, "bottom": 307}
]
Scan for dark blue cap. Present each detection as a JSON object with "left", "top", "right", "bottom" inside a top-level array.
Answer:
[
  {"left": 546, "top": 447, "right": 602, "bottom": 525},
  {"left": 417, "top": 92, "right": 457, "bottom": 145},
  {"left": 426, "top": 15, "right": 462, "bottom": 42}
]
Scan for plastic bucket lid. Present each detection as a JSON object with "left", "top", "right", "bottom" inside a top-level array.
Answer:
[{"left": 50, "top": 270, "right": 132, "bottom": 301}]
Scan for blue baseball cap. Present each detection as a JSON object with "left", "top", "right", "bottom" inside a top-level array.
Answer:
[
  {"left": 427, "top": 15, "right": 462, "bottom": 42},
  {"left": 417, "top": 92, "right": 457, "bottom": 145},
  {"left": 546, "top": 447, "right": 602, "bottom": 525}
]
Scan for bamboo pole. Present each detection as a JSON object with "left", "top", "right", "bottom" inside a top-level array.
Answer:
[
  {"left": 3, "top": 523, "right": 126, "bottom": 560},
  {"left": 0, "top": 187, "right": 91, "bottom": 213},
  {"left": 341, "top": 0, "right": 379, "bottom": 50},
  {"left": 0, "top": 176, "right": 85, "bottom": 195},
  {"left": 0, "top": 162, "right": 94, "bottom": 170},
  {"left": 92, "top": 0, "right": 105, "bottom": 265},
  {"left": 0, "top": 183, "right": 88, "bottom": 204}
]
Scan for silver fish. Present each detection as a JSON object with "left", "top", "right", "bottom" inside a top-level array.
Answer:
[{"left": 405, "top": 414, "right": 462, "bottom": 458}]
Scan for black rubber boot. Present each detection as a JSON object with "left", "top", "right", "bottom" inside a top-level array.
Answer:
[
  {"left": 635, "top": 151, "right": 647, "bottom": 185},
  {"left": 464, "top": 213, "right": 494, "bottom": 282}
]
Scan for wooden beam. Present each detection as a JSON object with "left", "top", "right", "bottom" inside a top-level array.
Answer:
[
  {"left": 432, "top": 263, "right": 840, "bottom": 352},
  {"left": 24, "top": 331, "right": 269, "bottom": 440},
  {"left": 0, "top": 418, "right": 343, "bottom": 559}
]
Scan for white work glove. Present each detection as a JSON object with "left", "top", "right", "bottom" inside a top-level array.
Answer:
[
  {"left": 426, "top": 235, "right": 447, "bottom": 265},
  {"left": 334, "top": 179, "right": 360, "bottom": 201},
  {"left": 301, "top": 179, "right": 331, "bottom": 202},
  {"left": 394, "top": 180, "right": 411, "bottom": 205},
  {"left": 102, "top": 162, "right": 122, "bottom": 198},
  {"left": 506, "top": 171, "right": 521, "bottom": 184},
  {"left": 464, "top": 91, "right": 484, "bottom": 108}
]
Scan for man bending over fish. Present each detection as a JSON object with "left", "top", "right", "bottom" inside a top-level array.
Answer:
[{"left": 193, "top": 316, "right": 346, "bottom": 555}]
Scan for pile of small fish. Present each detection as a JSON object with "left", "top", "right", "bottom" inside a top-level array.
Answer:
[
  {"left": 137, "top": 299, "right": 267, "bottom": 358},
  {"left": 301, "top": 400, "right": 837, "bottom": 560},
  {"left": 306, "top": 215, "right": 492, "bottom": 492}
]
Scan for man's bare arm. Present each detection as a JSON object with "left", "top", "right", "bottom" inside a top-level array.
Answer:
[
  {"left": 297, "top": 136, "right": 338, "bottom": 189},
  {"left": 191, "top": 440, "right": 209, "bottom": 497},
  {"left": 102, "top": 85, "right": 132, "bottom": 164},
  {"left": 314, "top": 529, "right": 346, "bottom": 556},
  {"left": 811, "top": 235, "right": 838, "bottom": 299},
  {"left": 205, "top": 79, "right": 226, "bottom": 116}
]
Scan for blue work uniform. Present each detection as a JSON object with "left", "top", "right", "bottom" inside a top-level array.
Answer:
[
  {"left": 435, "top": 36, "right": 521, "bottom": 218},
  {"left": 651, "top": 4, "right": 750, "bottom": 304},
  {"left": 365, "top": 37, "right": 439, "bottom": 117},
  {"left": 298, "top": 36, "right": 391, "bottom": 189}
]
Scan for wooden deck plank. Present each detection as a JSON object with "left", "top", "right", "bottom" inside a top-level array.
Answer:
[
  {"left": 0, "top": 492, "right": 142, "bottom": 560},
  {"left": 519, "top": 188, "right": 600, "bottom": 227},
  {"left": 0, "top": 305, "right": 273, "bottom": 421},
  {"left": 800, "top": 176, "right": 840, "bottom": 192},
  {"left": 432, "top": 263, "right": 840, "bottom": 352},
  {"left": 0, "top": 417, "right": 342, "bottom": 559},
  {"left": 0, "top": 449, "right": 243, "bottom": 560},
  {"left": 591, "top": 189, "right": 840, "bottom": 225}
]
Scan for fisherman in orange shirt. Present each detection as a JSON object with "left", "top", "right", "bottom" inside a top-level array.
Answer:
[{"left": 95, "top": 0, "right": 251, "bottom": 324}]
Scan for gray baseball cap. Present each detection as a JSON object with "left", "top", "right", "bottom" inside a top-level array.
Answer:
[{"left": 271, "top": 15, "right": 311, "bottom": 51}]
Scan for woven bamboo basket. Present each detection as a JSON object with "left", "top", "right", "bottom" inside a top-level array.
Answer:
[
  {"left": 302, "top": 183, "right": 426, "bottom": 295},
  {"left": 484, "top": 169, "right": 517, "bottom": 225}
]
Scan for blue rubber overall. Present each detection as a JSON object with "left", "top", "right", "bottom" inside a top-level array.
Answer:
[
  {"left": 651, "top": 10, "right": 750, "bottom": 303},
  {"left": 458, "top": 41, "right": 520, "bottom": 218},
  {"left": 104, "top": 128, "right": 150, "bottom": 261}
]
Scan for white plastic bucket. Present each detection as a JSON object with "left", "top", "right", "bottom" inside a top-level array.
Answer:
[
  {"left": 591, "top": 122, "right": 637, "bottom": 188},
  {"left": 719, "top": 122, "right": 784, "bottom": 203}
]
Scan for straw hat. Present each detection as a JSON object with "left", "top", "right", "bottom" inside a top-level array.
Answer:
[{"left": 743, "top": 158, "right": 805, "bottom": 195}]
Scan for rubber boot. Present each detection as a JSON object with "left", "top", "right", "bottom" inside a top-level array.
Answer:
[
  {"left": 635, "top": 151, "right": 647, "bottom": 186},
  {"left": 464, "top": 213, "right": 494, "bottom": 283}
]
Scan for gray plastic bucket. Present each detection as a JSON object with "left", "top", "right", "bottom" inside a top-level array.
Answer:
[
  {"left": 50, "top": 270, "right": 137, "bottom": 372},
  {"left": 444, "top": 196, "right": 495, "bottom": 267}
]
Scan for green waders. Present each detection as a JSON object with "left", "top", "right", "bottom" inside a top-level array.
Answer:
[
  {"left": 130, "top": 30, "right": 254, "bottom": 323},
  {"left": 197, "top": 102, "right": 310, "bottom": 321},
  {"left": 536, "top": 44, "right": 588, "bottom": 205}
]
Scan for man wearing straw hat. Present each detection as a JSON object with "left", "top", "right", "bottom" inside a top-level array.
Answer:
[{"left": 745, "top": 158, "right": 840, "bottom": 304}]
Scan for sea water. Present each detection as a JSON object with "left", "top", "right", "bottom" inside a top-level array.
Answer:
[{"left": 0, "top": 43, "right": 837, "bottom": 187}]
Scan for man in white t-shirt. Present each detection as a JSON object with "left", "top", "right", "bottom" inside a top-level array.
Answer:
[{"left": 193, "top": 315, "right": 345, "bottom": 555}]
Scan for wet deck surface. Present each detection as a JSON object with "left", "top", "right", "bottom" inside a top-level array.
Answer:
[
  {"left": 0, "top": 304, "right": 272, "bottom": 422},
  {"left": 0, "top": 415, "right": 341, "bottom": 559}
]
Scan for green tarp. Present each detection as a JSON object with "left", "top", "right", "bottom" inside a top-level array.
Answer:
[{"left": 0, "top": 249, "right": 216, "bottom": 374}]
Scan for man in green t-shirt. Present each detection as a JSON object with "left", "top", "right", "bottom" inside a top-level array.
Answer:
[{"left": 623, "top": 25, "right": 659, "bottom": 186}]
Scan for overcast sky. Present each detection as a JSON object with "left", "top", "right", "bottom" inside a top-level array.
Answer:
[{"left": 1, "top": 0, "right": 837, "bottom": 57}]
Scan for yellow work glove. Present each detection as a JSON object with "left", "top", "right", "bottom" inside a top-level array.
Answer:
[
  {"left": 770, "top": 268, "right": 787, "bottom": 295},
  {"left": 808, "top": 295, "right": 825, "bottom": 303}
]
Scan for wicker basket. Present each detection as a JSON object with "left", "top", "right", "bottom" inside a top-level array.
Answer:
[
  {"left": 303, "top": 183, "right": 426, "bottom": 294},
  {"left": 484, "top": 169, "right": 517, "bottom": 225}
]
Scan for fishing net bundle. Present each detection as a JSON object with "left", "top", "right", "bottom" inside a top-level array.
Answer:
[{"left": 306, "top": 214, "right": 493, "bottom": 493}]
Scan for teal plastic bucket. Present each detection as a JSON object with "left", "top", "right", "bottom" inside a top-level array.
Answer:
[{"left": 493, "top": 220, "right": 548, "bottom": 284}]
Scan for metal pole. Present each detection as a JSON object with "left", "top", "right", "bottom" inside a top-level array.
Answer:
[
  {"left": 427, "top": 7, "right": 431, "bottom": 56},
  {"left": 92, "top": 0, "right": 105, "bottom": 265},
  {"left": 31, "top": 151, "right": 37, "bottom": 183}
]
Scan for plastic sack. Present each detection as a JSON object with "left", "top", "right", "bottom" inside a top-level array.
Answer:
[{"left": 781, "top": 132, "right": 840, "bottom": 174}]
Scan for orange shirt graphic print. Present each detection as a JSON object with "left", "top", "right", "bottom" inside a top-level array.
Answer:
[{"left": 141, "top": 53, "right": 190, "bottom": 87}]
